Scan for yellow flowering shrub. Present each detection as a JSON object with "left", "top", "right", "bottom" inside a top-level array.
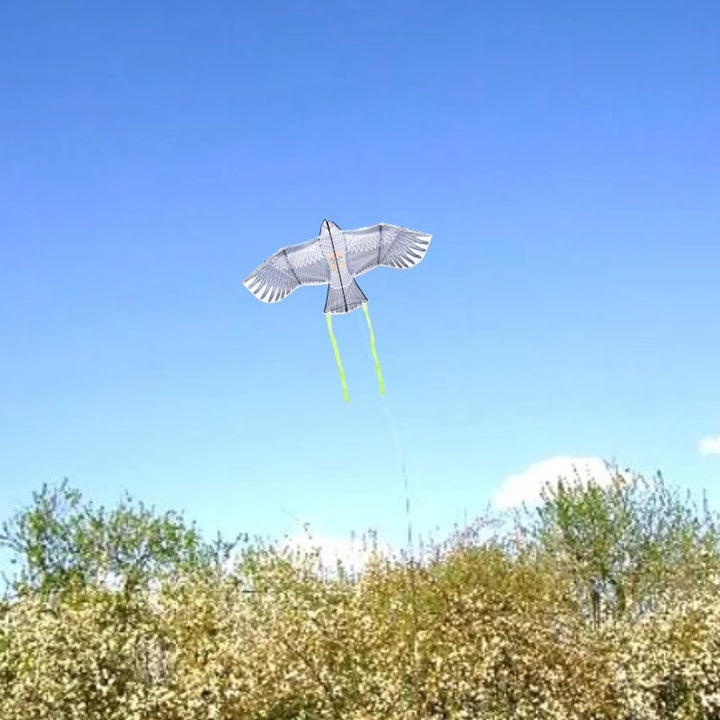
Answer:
[
  {"left": 2, "top": 471, "right": 720, "bottom": 718},
  {"left": 2, "top": 545, "right": 720, "bottom": 719}
]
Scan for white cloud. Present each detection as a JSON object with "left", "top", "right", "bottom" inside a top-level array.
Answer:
[
  {"left": 493, "top": 456, "right": 619, "bottom": 509},
  {"left": 699, "top": 436, "right": 720, "bottom": 455}
]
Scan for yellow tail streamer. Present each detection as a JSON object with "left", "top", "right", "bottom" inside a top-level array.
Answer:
[
  {"left": 362, "top": 302, "right": 385, "bottom": 395},
  {"left": 326, "top": 312, "right": 349, "bottom": 402}
]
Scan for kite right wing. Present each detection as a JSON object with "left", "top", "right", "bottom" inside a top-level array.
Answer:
[
  {"left": 243, "top": 237, "right": 330, "bottom": 303},
  {"left": 344, "top": 223, "right": 432, "bottom": 277}
]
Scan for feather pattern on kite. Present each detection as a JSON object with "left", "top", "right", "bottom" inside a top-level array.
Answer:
[
  {"left": 345, "top": 224, "right": 431, "bottom": 276},
  {"left": 243, "top": 236, "right": 330, "bottom": 304},
  {"left": 243, "top": 219, "right": 432, "bottom": 400},
  {"left": 244, "top": 220, "right": 431, "bottom": 313}
]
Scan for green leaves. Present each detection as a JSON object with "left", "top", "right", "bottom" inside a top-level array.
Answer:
[
  {"left": 0, "top": 479, "right": 241, "bottom": 599},
  {"left": 531, "top": 466, "right": 720, "bottom": 626}
]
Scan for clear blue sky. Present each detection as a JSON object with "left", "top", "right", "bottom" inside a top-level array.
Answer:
[{"left": 1, "top": 1, "right": 719, "bottom": 560}]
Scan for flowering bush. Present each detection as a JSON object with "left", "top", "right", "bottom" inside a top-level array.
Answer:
[
  {"left": 1, "top": 472, "right": 719, "bottom": 719},
  {"left": 2, "top": 549, "right": 720, "bottom": 718}
]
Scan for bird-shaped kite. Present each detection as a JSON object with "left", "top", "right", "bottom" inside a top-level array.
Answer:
[{"left": 243, "top": 219, "right": 432, "bottom": 401}]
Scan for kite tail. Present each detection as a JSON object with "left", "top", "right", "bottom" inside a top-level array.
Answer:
[
  {"left": 362, "top": 302, "right": 385, "bottom": 395},
  {"left": 326, "top": 312, "right": 349, "bottom": 402}
]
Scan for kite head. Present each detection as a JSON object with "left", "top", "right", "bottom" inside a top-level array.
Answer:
[{"left": 320, "top": 218, "right": 342, "bottom": 234}]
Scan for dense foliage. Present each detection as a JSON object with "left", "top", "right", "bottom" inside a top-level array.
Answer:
[{"left": 1, "top": 468, "right": 719, "bottom": 719}]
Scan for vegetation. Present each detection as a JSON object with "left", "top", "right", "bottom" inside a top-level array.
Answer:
[
  {"left": 1, "top": 467, "right": 720, "bottom": 719},
  {"left": 0, "top": 480, "right": 242, "bottom": 599}
]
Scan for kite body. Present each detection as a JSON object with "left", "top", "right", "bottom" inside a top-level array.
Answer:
[
  {"left": 243, "top": 219, "right": 432, "bottom": 400},
  {"left": 317, "top": 220, "right": 368, "bottom": 313},
  {"left": 243, "top": 219, "right": 431, "bottom": 313}
]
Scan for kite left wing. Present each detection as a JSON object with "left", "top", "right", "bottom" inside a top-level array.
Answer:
[{"left": 344, "top": 223, "right": 432, "bottom": 277}]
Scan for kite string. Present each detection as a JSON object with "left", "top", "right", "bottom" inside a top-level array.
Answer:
[
  {"left": 326, "top": 312, "right": 349, "bottom": 402},
  {"left": 354, "top": 310, "right": 419, "bottom": 716},
  {"left": 353, "top": 309, "right": 411, "bottom": 551},
  {"left": 380, "top": 391, "right": 420, "bottom": 719},
  {"left": 362, "top": 302, "right": 385, "bottom": 395}
]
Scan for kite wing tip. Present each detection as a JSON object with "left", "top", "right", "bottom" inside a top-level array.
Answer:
[
  {"left": 243, "top": 272, "right": 270, "bottom": 302},
  {"left": 242, "top": 274, "right": 257, "bottom": 294}
]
